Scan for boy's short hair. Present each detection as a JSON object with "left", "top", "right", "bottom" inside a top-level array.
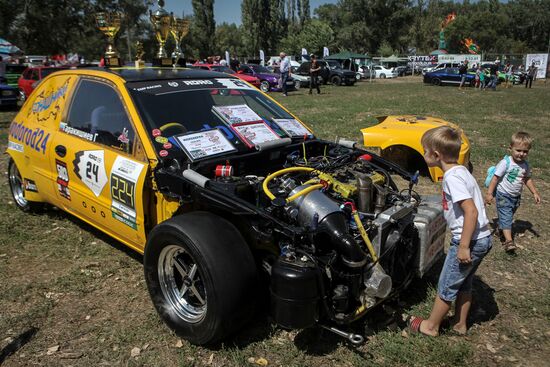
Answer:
[
  {"left": 421, "top": 126, "right": 461, "bottom": 162},
  {"left": 511, "top": 131, "right": 532, "bottom": 149}
]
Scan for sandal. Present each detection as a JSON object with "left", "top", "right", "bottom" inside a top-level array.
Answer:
[
  {"left": 503, "top": 240, "right": 516, "bottom": 253},
  {"left": 407, "top": 316, "right": 432, "bottom": 337}
]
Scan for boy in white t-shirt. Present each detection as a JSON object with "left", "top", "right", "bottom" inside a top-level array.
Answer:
[
  {"left": 485, "top": 132, "right": 541, "bottom": 252},
  {"left": 408, "top": 126, "right": 492, "bottom": 337}
]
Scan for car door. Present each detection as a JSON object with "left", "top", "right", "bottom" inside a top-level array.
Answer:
[
  {"left": 19, "top": 69, "right": 37, "bottom": 97},
  {"left": 446, "top": 68, "right": 461, "bottom": 84},
  {"left": 49, "top": 76, "right": 149, "bottom": 247}
]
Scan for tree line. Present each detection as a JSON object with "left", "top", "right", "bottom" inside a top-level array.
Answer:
[{"left": 1, "top": 0, "right": 548, "bottom": 62}]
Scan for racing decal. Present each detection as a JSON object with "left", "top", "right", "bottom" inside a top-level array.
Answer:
[
  {"left": 24, "top": 179, "right": 38, "bottom": 193},
  {"left": 155, "top": 136, "right": 168, "bottom": 144},
  {"left": 8, "top": 121, "right": 50, "bottom": 154},
  {"left": 110, "top": 156, "right": 145, "bottom": 229},
  {"left": 163, "top": 142, "right": 172, "bottom": 150},
  {"left": 159, "top": 150, "right": 168, "bottom": 157},
  {"left": 56, "top": 160, "right": 71, "bottom": 200},
  {"left": 73, "top": 150, "right": 108, "bottom": 197},
  {"left": 28, "top": 78, "right": 71, "bottom": 123},
  {"left": 130, "top": 78, "right": 254, "bottom": 96},
  {"left": 59, "top": 122, "right": 98, "bottom": 142},
  {"left": 118, "top": 128, "right": 130, "bottom": 144},
  {"left": 7, "top": 141, "right": 24, "bottom": 153},
  {"left": 152, "top": 129, "right": 162, "bottom": 137}
]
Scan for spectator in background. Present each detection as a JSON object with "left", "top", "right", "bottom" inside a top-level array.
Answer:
[
  {"left": 0, "top": 56, "right": 6, "bottom": 84},
  {"left": 309, "top": 54, "right": 321, "bottom": 95},
  {"left": 458, "top": 60, "right": 469, "bottom": 90},
  {"left": 478, "top": 65, "right": 486, "bottom": 90},
  {"left": 279, "top": 52, "right": 291, "bottom": 97},
  {"left": 230, "top": 56, "right": 240, "bottom": 72},
  {"left": 504, "top": 62, "right": 513, "bottom": 88},
  {"left": 488, "top": 60, "right": 499, "bottom": 91},
  {"left": 525, "top": 63, "right": 536, "bottom": 88}
]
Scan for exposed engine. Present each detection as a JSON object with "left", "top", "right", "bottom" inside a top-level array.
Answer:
[{"left": 160, "top": 139, "right": 446, "bottom": 335}]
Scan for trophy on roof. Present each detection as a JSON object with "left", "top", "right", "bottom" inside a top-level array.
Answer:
[
  {"left": 170, "top": 14, "right": 190, "bottom": 67},
  {"left": 95, "top": 10, "right": 123, "bottom": 67},
  {"left": 150, "top": 0, "right": 172, "bottom": 66}
]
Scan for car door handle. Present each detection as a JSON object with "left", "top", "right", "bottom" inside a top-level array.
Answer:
[{"left": 55, "top": 145, "right": 67, "bottom": 158}]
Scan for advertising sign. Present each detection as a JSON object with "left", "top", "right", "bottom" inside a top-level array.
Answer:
[
  {"left": 526, "top": 54, "right": 548, "bottom": 79},
  {"left": 407, "top": 55, "right": 437, "bottom": 69},
  {"left": 437, "top": 54, "right": 481, "bottom": 64}
]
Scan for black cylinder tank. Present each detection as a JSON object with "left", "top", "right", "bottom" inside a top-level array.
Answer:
[{"left": 270, "top": 256, "right": 320, "bottom": 329}]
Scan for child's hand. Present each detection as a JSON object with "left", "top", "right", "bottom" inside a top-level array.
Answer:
[
  {"left": 457, "top": 247, "right": 472, "bottom": 264},
  {"left": 485, "top": 193, "right": 494, "bottom": 205},
  {"left": 534, "top": 193, "right": 541, "bottom": 204}
]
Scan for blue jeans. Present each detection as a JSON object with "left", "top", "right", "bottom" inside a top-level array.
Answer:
[
  {"left": 496, "top": 190, "right": 521, "bottom": 230},
  {"left": 438, "top": 236, "right": 492, "bottom": 302},
  {"left": 488, "top": 75, "right": 497, "bottom": 90},
  {"left": 281, "top": 71, "right": 289, "bottom": 95}
]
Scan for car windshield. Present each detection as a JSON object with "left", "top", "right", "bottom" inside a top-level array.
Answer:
[
  {"left": 326, "top": 61, "right": 341, "bottom": 70},
  {"left": 249, "top": 65, "right": 271, "bottom": 73},
  {"left": 128, "top": 78, "right": 303, "bottom": 158},
  {"left": 41, "top": 68, "right": 63, "bottom": 78},
  {"left": 210, "top": 66, "right": 235, "bottom": 74}
]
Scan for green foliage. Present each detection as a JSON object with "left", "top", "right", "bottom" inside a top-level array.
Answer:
[
  {"left": 191, "top": 0, "right": 216, "bottom": 58},
  {"left": 279, "top": 19, "right": 334, "bottom": 56},
  {"left": 214, "top": 23, "right": 245, "bottom": 57}
]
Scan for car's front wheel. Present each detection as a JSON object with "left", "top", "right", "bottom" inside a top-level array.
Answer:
[
  {"left": 8, "top": 158, "right": 43, "bottom": 212},
  {"left": 260, "top": 80, "right": 270, "bottom": 93},
  {"left": 355, "top": 73, "right": 361, "bottom": 81},
  {"left": 380, "top": 73, "right": 386, "bottom": 79},
  {"left": 294, "top": 80, "right": 301, "bottom": 89},
  {"left": 330, "top": 75, "right": 341, "bottom": 85},
  {"left": 144, "top": 212, "right": 257, "bottom": 345},
  {"left": 432, "top": 78, "right": 441, "bottom": 86}
]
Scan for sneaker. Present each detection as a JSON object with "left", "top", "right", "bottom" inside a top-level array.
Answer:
[
  {"left": 282, "top": 93, "right": 287, "bottom": 97},
  {"left": 503, "top": 240, "right": 517, "bottom": 253}
]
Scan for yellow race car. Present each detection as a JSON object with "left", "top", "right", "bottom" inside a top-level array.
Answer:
[
  {"left": 361, "top": 115, "right": 471, "bottom": 182},
  {"left": 7, "top": 67, "right": 447, "bottom": 345}
]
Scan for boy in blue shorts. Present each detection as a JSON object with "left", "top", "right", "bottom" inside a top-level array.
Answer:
[
  {"left": 408, "top": 126, "right": 492, "bottom": 336},
  {"left": 485, "top": 132, "right": 541, "bottom": 252}
]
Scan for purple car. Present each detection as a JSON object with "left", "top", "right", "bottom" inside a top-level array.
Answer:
[{"left": 238, "top": 64, "right": 295, "bottom": 93}]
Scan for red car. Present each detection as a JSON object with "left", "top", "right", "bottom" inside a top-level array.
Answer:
[
  {"left": 18, "top": 66, "right": 69, "bottom": 98},
  {"left": 191, "top": 63, "right": 261, "bottom": 89}
]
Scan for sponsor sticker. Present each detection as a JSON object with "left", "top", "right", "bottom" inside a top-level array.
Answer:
[
  {"left": 163, "top": 142, "right": 172, "bottom": 149},
  {"left": 73, "top": 150, "right": 108, "bottom": 197},
  {"left": 155, "top": 136, "right": 168, "bottom": 144},
  {"left": 152, "top": 129, "right": 162, "bottom": 137},
  {"left": 24, "top": 179, "right": 38, "bottom": 193},
  {"left": 8, "top": 121, "right": 50, "bottom": 154},
  {"left": 159, "top": 150, "right": 169, "bottom": 157},
  {"left": 110, "top": 156, "right": 144, "bottom": 229},
  {"left": 60, "top": 122, "right": 98, "bottom": 142},
  {"left": 8, "top": 141, "right": 24, "bottom": 153},
  {"left": 56, "top": 159, "right": 71, "bottom": 200}
]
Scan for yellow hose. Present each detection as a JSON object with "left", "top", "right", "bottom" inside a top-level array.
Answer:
[
  {"left": 287, "top": 184, "right": 324, "bottom": 203},
  {"left": 353, "top": 211, "right": 378, "bottom": 262},
  {"left": 262, "top": 167, "right": 316, "bottom": 201}
]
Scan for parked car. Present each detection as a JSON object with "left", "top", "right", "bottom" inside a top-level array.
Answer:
[
  {"left": 361, "top": 115, "right": 471, "bottom": 182},
  {"left": 3, "top": 64, "right": 27, "bottom": 88},
  {"left": 423, "top": 67, "right": 475, "bottom": 86},
  {"left": 358, "top": 65, "right": 376, "bottom": 79},
  {"left": 8, "top": 65, "right": 445, "bottom": 346},
  {"left": 190, "top": 63, "right": 261, "bottom": 89},
  {"left": 290, "top": 73, "right": 323, "bottom": 89},
  {"left": 238, "top": 63, "right": 295, "bottom": 92},
  {"left": 421, "top": 62, "right": 460, "bottom": 75},
  {"left": 0, "top": 83, "right": 19, "bottom": 109},
  {"left": 371, "top": 65, "right": 398, "bottom": 79},
  {"left": 395, "top": 65, "right": 412, "bottom": 76},
  {"left": 323, "top": 59, "right": 357, "bottom": 85},
  {"left": 18, "top": 66, "right": 69, "bottom": 98}
]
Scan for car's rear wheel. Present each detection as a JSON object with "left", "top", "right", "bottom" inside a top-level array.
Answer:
[
  {"left": 144, "top": 212, "right": 257, "bottom": 345},
  {"left": 8, "top": 158, "right": 42, "bottom": 212},
  {"left": 330, "top": 75, "right": 341, "bottom": 85},
  {"left": 294, "top": 80, "right": 301, "bottom": 89},
  {"left": 432, "top": 78, "right": 441, "bottom": 86},
  {"left": 260, "top": 80, "right": 270, "bottom": 93},
  {"left": 380, "top": 73, "right": 386, "bottom": 79},
  {"left": 355, "top": 73, "right": 361, "bottom": 81}
]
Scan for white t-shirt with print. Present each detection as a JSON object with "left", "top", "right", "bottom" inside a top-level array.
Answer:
[
  {"left": 494, "top": 157, "right": 530, "bottom": 197},
  {"left": 442, "top": 165, "right": 491, "bottom": 241}
]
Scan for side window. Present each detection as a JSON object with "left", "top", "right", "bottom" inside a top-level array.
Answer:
[
  {"left": 31, "top": 69, "right": 40, "bottom": 80},
  {"left": 65, "top": 79, "right": 136, "bottom": 155},
  {"left": 22, "top": 69, "right": 32, "bottom": 79}
]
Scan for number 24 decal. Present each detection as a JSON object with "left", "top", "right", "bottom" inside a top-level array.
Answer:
[{"left": 86, "top": 162, "right": 99, "bottom": 182}]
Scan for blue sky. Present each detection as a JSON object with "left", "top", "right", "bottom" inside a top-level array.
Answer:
[{"left": 158, "top": 0, "right": 339, "bottom": 25}]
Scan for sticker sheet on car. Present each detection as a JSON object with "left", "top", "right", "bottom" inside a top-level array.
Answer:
[{"left": 110, "top": 156, "right": 145, "bottom": 229}]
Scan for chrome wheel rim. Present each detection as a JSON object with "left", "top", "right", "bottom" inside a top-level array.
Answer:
[
  {"left": 260, "top": 81, "right": 270, "bottom": 92},
  {"left": 9, "top": 162, "right": 27, "bottom": 208},
  {"left": 158, "top": 245, "right": 207, "bottom": 323}
]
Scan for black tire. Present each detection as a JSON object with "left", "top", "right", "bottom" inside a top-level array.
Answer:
[
  {"left": 330, "top": 75, "right": 341, "bottom": 85},
  {"left": 294, "top": 80, "right": 301, "bottom": 89},
  {"left": 260, "top": 80, "right": 270, "bottom": 93},
  {"left": 355, "top": 73, "right": 361, "bottom": 81},
  {"left": 380, "top": 73, "right": 386, "bottom": 79},
  {"left": 432, "top": 78, "right": 441, "bottom": 86},
  {"left": 8, "top": 158, "right": 43, "bottom": 212},
  {"left": 144, "top": 212, "right": 257, "bottom": 345}
]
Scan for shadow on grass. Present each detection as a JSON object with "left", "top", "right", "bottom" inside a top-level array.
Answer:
[
  {"left": 0, "top": 327, "right": 39, "bottom": 364},
  {"left": 41, "top": 206, "right": 143, "bottom": 264},
  {"left": 489, "top": 217, "right": 540, "bottom": 239}
]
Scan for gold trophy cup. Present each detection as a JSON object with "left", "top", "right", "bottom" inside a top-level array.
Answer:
[
  {"left": 150, "top": 0, "right": 172, "bottom": 66},
  {"left": 95, "top": 11, "right": 123, "bottom": 67},
  {"left": 170, "top": 15, "right": 190, "bottom": 67},
  {"left": 134, "top": 41, "right": 145, "bottom": 68}
]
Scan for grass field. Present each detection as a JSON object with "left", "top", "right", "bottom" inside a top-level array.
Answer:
[{"left": 1, "top": 77, "right": 549, "bottom": 366}]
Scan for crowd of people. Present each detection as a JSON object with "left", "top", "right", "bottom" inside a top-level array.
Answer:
[{"left": 458, "top": 59, "right": 539, "bottom": 91}]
